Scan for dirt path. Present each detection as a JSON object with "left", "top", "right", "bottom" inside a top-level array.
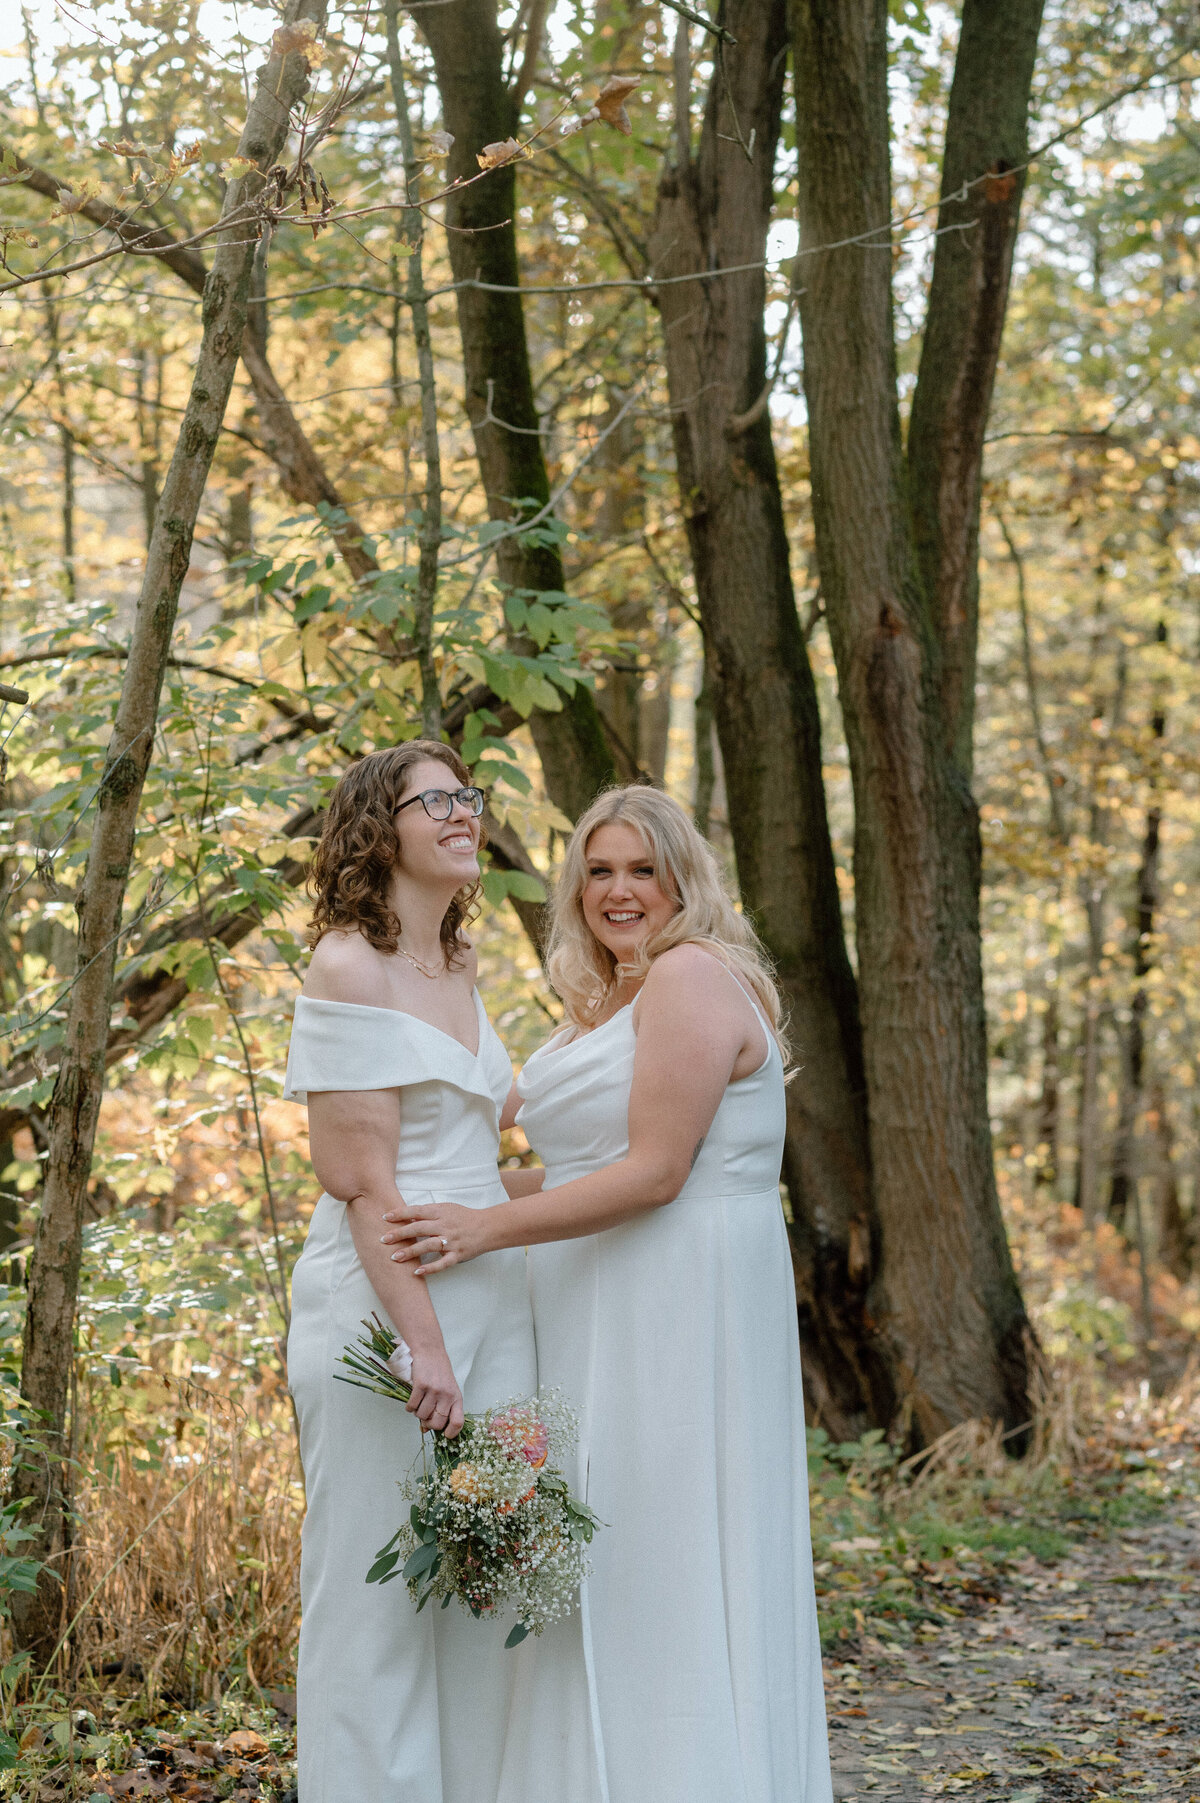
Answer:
[{"left": 825, "top": 1498, "right": 1200, "bottom": 1800}]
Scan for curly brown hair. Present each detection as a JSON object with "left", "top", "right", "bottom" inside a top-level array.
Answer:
[{"left": 306, "top": 743, "right": 482, "bottom": 965}]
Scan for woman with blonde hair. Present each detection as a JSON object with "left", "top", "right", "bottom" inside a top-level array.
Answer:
[
  {"left": 383, "top": 785, "right": 833, "bottom": 1803},
  {"left": 284, "top": 741, "right": 536, "bottom": 1803}
]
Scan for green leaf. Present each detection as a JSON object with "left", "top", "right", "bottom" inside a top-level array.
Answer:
[
  {"left": 402, "top": 1541, "right": 442, "bottom": 1581},
  {"left": 504, "top": 870, "right": 546, "bottom": 903},
  {"left": 366, "top": 1549, "right": 401, "bottom": 1584},
  {"left": 294, "top": 585, "right": 333, "bottom": 623},
  {"left": 505, "top": 1621, "right": 530, "bottom": 1648},
  {"left": 481, "top": 867, "right": 546, "bottom": 908}
]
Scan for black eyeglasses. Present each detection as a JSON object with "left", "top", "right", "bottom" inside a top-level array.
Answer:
[{"left": 394, "top": 786, "right": 485, "bottom": 822}]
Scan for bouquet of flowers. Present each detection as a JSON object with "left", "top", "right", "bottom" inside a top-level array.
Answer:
[{"left": 336, "top": 1316, "right": 601, "bottom": 1646}]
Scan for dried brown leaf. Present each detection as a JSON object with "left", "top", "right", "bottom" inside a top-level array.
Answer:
[
  {"left": 588, "top": 74, "right": 641, "bottom": 136},
  {"left": 97, "top": 138, "right": 156, "bottom": 158},
  {"left": 476, "top": 137, "right": 525, "bottom": 171},
  {"left": 222, "top": 1729, "right": 269, "bottom": 1758},
  {"left": 272, "top": 19, "right": 327, "bottom": 65}
]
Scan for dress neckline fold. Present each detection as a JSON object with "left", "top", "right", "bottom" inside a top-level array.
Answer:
[{"left": 294, "top": 987, "right": 486, "bottom": 1060}]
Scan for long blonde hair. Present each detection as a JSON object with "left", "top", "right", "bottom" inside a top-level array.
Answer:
[{"left": 546, "top": 787, "right": 788, "bottom": 1054}]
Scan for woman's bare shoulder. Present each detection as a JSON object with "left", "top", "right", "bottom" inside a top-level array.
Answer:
[
  {"left": 302, "top": 931, "right": 389, "bottom": 1005},
  {"left": 643, "top": 944, "right": 752, "bottom": 1024},
  {"left": 645, "top": 942, "right": 730, "bottom": 991}
]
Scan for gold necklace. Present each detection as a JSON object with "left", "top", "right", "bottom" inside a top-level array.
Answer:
[{"left": 397, "top": 944, "right": 444, "bottom": 980}]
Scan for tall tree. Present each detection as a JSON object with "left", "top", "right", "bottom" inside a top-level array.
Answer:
[
  {"left": 649, "top": 0, "right": 891, "bottom": 1435},
  {"left": 790, "top": 0, "right": 1044, "bottom": 1440},
  {"left": 418, "top": 0, "right": 620, "bottom": 819},
  {"left": 10, "top": 0, "right": 329, "bottom": 1657}
]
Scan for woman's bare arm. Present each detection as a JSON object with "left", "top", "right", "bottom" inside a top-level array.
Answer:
[
  {"left": 500, "top": 1167, "right": 546, "bottom": 1200},
  {"left": 499, "top": 1080, "right": 524, "bottom": 1132},
  {"left": 383, "top": 947, "right": 762, "bottom": 1269},
  {"left": 307, "top": 1087, "right": 464, "bottom": 1435}
]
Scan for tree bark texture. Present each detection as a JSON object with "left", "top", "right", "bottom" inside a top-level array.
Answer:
[
  {"left": 418, "top": 0, "right": 619, "bottom": 819},
  {"left": 11, "top": 3, "right": 328, "bottom": 1659},
  {"left": 1035, "top": 987, "right": 1060, "bottom": 1189},
  {"left": 1153, "top": 1081, "right": 1190, "bottom": 1282},
  {"left": 650, "top": 0, "right": 890, "bottom": 1436},
  {"left": 791, "top": 0, "right": 1041, "bottom": 1443},
  {"left": 1108, "top": 798, "right": 1161, "bottom": 1234},
  {"left": 906, "top": 0, "right": 1045, "bottom": 774}
]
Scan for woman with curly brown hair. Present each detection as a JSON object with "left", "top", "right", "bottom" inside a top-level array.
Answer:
[{"left": 283, "top": 741, "right": 536, "bottom": 1803}]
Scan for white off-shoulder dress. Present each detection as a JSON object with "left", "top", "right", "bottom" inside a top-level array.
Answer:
[
  {"left": 284, "top": 993, "right": 536, "bottom": 1803},
  {"left": 497, "top": 977, "right": 833, "bottom": 1803}
]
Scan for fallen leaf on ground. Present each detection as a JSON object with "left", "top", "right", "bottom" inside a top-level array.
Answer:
[{"left": 222, "top": 1728, "right": 268, "bottom": 1757}]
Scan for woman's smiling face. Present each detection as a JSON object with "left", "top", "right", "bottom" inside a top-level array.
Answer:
[
  {"left": 580, "top": 820, "right": 678, "bottom": 961},
  {"left": 392, "top": 756, "right": 481, "bottom": 889}
]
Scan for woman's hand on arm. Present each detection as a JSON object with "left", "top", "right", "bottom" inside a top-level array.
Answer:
[
  {"left": 383, "top": 947, "right": 751, "bottom": 1271},
  {"left": 307, "top": 1087, "right": 464, "bottom": 1436}
]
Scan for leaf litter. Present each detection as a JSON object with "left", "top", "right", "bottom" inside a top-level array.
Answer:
[{"left": 826, "top": 1463, "right": 1200, "bottom": 1801}]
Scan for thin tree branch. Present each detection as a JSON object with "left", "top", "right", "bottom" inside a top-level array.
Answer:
[{"left": 995, "top": 507, "right": 1069, "bottom": 846}]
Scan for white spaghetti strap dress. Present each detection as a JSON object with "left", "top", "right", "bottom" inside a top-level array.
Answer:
[
  {"left": 284, "top": 992, "right": 536, "bottom": 1803},
  {"left": 498, "top": 970, "right": 833, "bottom": 1803}
]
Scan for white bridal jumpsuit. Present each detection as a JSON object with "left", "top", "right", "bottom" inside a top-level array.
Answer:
[
  {"left": 497, "top": 969, "right": 834, "bottom": 1803},
  {"left": 284, "top": 992, "right": 536, "bottom": 1803}
]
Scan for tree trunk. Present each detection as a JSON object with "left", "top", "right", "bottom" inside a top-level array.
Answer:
[
  {"left": 418, "top": 0, "right": 618, "bottom": 819},
  {"left": 651, "top": 0, "right": 890, "bottom": 1436},
  {"left": 1153, "top": 1080, "right": 1190, "bottom": 1282},
  {"left": 10, "top": 2, "right": 329, "bottom": 1660},
  {"left": 1076, "top": 626, "right": 1123, "bottom": 1224},
  {"left": 1034, "top": 987, "right": 1060, "bottom": 1190},
  {"left": 593, "top": 389, "right": 650, "bottom": 773},
  {"left": 791, "top": 0, "right": 1041, "bottom": 1443},
  {"left": 692, "top": 657, "right": 716, "bottom": 839},
  {"left": 1075, "top": 983, "right": 1105, "bottom": 1226},
  {"left": 906, "top": 0, "right": 1045, "bottom": 773},
  {"left": 384, "top": 1, "right": 443, "bottom": 739},
  {"left": 1108, "top": 798, "right": 1162, "bottom": 1234},
  {"left": 46, "top": 298, "right": 76, "bottom": 601}
]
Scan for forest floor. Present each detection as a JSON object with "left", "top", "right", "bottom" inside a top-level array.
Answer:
[
  {"left": 825, "top": 1489, "right": 1200, "bottom": 1802},
  {"left": 8, "top": 1419, "right": 1198, "bottom": 1801}
]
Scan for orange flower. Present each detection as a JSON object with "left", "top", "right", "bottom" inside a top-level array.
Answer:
[{"left": 448, "top": 1463, "right": 491, "bottom": 1504}]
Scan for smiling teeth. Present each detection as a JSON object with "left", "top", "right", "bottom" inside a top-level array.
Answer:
[{"left": 606, "top": 911, "right": 642, "bottom": 922}]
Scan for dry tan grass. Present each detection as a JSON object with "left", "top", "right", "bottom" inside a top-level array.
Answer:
[{"left": 7, "top": 1366, "right": 304, "bottom": 1707}]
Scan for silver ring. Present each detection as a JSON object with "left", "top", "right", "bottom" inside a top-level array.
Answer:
[{"left": 440, "top": 1237, "right": 448, "bottom": 1251}]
